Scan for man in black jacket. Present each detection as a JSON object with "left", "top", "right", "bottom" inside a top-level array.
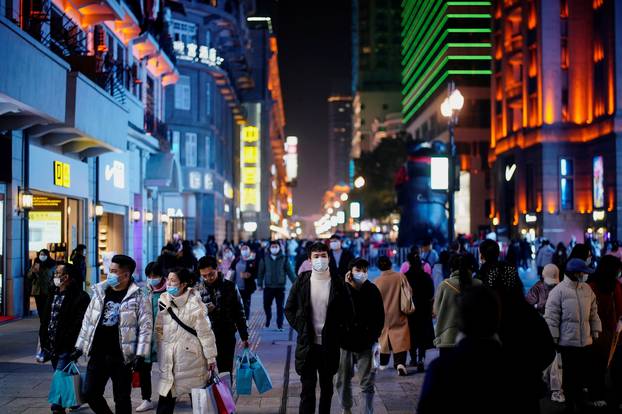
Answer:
[
  {"left": 336, "top": 258, "right": 384, "bottom": 414},
  {"left": 39, "top": 262, "right": 90, "bottom": 414},
  {"left": 229, "top": 242, "right": 258, "bottom": 318},
  {"left": 285, "top": 242, "right": 353, "bottom": 414},
  {"left": 329, "top": 234, "right": 354, "bottom": 279},
  {"left": 197, "top": 256, "right": 249, "bottom": 375}
]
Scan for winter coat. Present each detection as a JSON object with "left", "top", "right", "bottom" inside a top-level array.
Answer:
[
  {"left": 39, "top": 285, "right": 90, "bottom": 355},
  {"left": 196, "top": 275, "right": 249, "bottom": 340},
  {"left": 258, "top": 254, "right": 296, "bottom": 289},
  {"left": 75, "top": 280, "right": 153, "bottom": 364},
  {"left": 156, "top": 288, "right": 217, "bottom": 397},
  {"left": 341, "top": 281, "right": 385, "bottom": 353},
  {"left": 28, "top": 264, "right": 54, "bottom": 296},
  {"left": 433, "top": 272, "right": 482, "bottom": 348},
  {"left": 285, "top": 271, "right": 352, "bottom": 375},
  {"left": 526, "top": 281, "right": 555, "bottom": 315},
  {"left": 374, "top": 270, "right": 411, "bottom": 354},
  {"left": 545, "top": 277, "right": 602, "bottom": 347},
  {"left": 405, "top": 267, "right": 435, "bottom": 350},
  {"left": 588, "top": 280, "right": 622, "bottom": 358},
  {"left": 143, "top": 283, "right": 166, "bottom": 363},
  {"left": 229, "top": 256, "right": 258, "bottom": 294},
  {"left": 329, "top": 249, "right": 354, "bottom": 279},
  {"left": 536, "top": 245, "right": 555, "bottom": 268}
]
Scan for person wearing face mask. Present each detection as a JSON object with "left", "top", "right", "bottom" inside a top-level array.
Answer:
[
  {"left": 526, "top": 264, "right": 560, "bottom": 315},
  {"left": 229, "top": 242, "right": 258, "bottom": 318},
  {"left": 545, "top": 258, "right": 602, "bottom": 413},
  {"left": 285, "top": 242, "right": 352, "bottom": 414},
  {"left": 156, "top": 267, "right": 217, "bottom": 414},
  {"left": 196, "top": 256, "right": 250, "bottom": 377},
  {"left": 28, "top": 248, "right": 56, "bottom": 318},
  {"left": 73, "top": 255, "right": 153, "bottom": 414},
  {"left": 336, "top": 258, "right": 384, "bottom": 414},
  {"left": 219, "top": 246, "right": 235, "bottom": 276},
  {"left": 136, "top": 262, "right": 167, "bottom": 412},
  {"left": 329, "top": 234, "right": 354, "bottom": 279},
  {"left": 258, "top": 240, "right": 296, "bottom": 330},
  {"left": 39, "top": 262, "right": 90, "bottom": 414}
]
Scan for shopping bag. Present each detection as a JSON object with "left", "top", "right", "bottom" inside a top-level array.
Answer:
[
  {"left": 549, "top": 352, "right": 563, "bottom": 392},
  {"left": 212, "top": 376, "right": 236, "bottom": 414},
  {"left": 132, "top": 371, "right": 141, "bottom": 388},
  {"left": 235, "top": 349, "right": 253, "bottom": 395},
  {"left": 48, "top": 362, "right": 82, "bottom": 408},
  {"left": 249, "top": 351, "right": 273, "bottom": 394},
  {"left": 191, "top": 384, "right": 218, "bottom": 414}
]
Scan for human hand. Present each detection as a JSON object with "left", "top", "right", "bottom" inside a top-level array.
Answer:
[
  {"left": 207, "top": 303, "right": 216, "bottom": 313},
  {"left": 133, "top": 356, "right": 144, "bottom": 371},
  {"left": 593, "top": 331, "right": 600, "bottom": 340},
  {"left": 345, "top": 271, "right": 356, "bottom": 288},
  {"left": 69, "top": 348, "right": 83, "bottom": 362},
  {"left": 241, "top": 272, "right": 250, "bottom": 280},
  {"left": 208, "top": 362, "right": 217, "bottom": 373}
]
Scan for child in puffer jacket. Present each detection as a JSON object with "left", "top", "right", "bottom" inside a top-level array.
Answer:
[
  {"left": 526, "top": 264, "right": 560, "bottom": 315},
  {"left": 545, "top": 258, "right": 602, "bottom": 411}
]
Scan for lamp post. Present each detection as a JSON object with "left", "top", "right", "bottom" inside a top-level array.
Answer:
[{"left": 440, "top": 82, "right": 464, "bottom": 243}]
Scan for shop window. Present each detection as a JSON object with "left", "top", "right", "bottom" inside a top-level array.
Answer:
[
  {"left": 172, "top": 20, "right": 197, "bottom": 44},
  {"left": 175, "top": 75, "right": 191, "bottom": 110},
  {"left": 171, "top": 131, "right": 180, "bottom": 156},
  {"left": 185, "top": 133, "right": 197, "bottom": 167},
  {"left": 560, "top": 158, "right": 574, "bottom": 210}
]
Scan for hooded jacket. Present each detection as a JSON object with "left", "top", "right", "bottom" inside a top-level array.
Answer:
[
  {"left": 75, "top": 280, "right": 152, "bottom": 364},
  {"left": 156, "top": 288, "right": 218, "bottom": 397},
  {"left": 545, "top": 277, "right": 602, "bottom": 347}
]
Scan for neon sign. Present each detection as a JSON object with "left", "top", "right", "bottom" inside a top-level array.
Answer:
[
  {"left": 173, "top": 41, "right": 224, "bottom": 66},
  {"left": 240, "top": 126, "right": 260, "bottom": 212}
]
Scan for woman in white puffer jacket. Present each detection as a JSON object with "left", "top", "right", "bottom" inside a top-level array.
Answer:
[{"left": 155, "top": 267, "right": 217, "bottom": 414}]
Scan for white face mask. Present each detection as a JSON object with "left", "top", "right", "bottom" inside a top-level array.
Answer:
[
  {"left": 241, "top": 249, "right": 251, "bottom": 259},
  {"left": 352, "top": 272, "right": 368, "bottom": 284},
  {"left": 270, "top": 247, "right": 280, "bottom": 255},
  {"left": 312, "top": 257, "right": 330, "bottom": 273},
  {"left": 224, "top": 251, "right": 233, "bottom": 259},
  {"left": 330, "top": 241, "right": 341, "bottom": 251},
  {"left": 39, "top": 255, "right": 48, "bottom": 262},
  {"left": 53, "top": 277, "right": 62, "bottom": 287}
]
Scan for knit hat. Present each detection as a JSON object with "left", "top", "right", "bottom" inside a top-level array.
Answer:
[{"left": 542, "top": 264, "right": 560, "bottom": 285}]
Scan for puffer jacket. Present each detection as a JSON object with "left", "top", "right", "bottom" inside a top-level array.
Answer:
[
  {"left": 156, "top": 288, "right": 217, "bottom": 397},
  {"left": 545, "top": 277, "right": 602, "bottom": 347},
  {"left": 258, "top": 253, "right": 296, "bottom": 289},
  {"left": 75, "top": 280, "right": 152, "bottom": 364}
]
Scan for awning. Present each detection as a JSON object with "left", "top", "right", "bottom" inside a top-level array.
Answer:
[{"left": 144, "top": 152, "right": 181, "bottom": 192}]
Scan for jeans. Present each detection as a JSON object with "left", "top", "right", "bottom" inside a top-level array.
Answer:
[
  {"left": 139, "top": 361, "right": 153, "bottom": 401},
  {"left": 335, "top": 348, "right": 375, "bottom": 413},
  {"left": 263, "top": 287, "right": 285, "bottom": 328},
  {"left": 240, "top": 289, "right": 252, "bottom": 320},
  {"left": 156, "top": 392, "right": 176, "bottom": 414},
  {"left": 85, "top": 353, "right": 132, "bottom": 414},
  {"left": 300, "top": 344, "right": 335, "bottom": 414},
  {"left": 50, "top": 352, "right": 72, "bottom": 413}
]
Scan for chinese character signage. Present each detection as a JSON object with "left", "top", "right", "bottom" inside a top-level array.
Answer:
[
  {"left": 53, "top": 161, "right": 70, "bottom": 188},
  {"left": 173, "top": 41, "right": 224, "bottom": 66},
  {"left": 240, "top": 125, "right": 261, "bottom": 212}
]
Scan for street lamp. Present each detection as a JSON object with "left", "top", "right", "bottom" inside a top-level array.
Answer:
[
  {"left": 440, "top": 82, "right": 464, "bottom": 243},
  {"left": 354, "top": 176, "right": 366, "bottom": 189}
]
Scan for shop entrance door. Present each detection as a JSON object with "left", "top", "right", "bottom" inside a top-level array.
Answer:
[{"left": 98, "top": 213, "right": 125, "bottom": 280}]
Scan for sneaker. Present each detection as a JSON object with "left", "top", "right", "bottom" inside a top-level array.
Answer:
[
  {"left": 587, "top": 400, "right": 607, "bottom": 408},
  {"left": 136, "top": 400, "right": 155, "bottom": 412},
  {"left": 378, "top": 364, "right": 389, "bottom": 371},
  {"left": 397, "top": 364, "right": 408, "bottom": 376},
  {"left": 551, "top": 391, "right": 565, "bottom": 403}
]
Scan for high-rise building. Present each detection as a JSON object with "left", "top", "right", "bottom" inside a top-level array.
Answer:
[
  {"left": 401, "top": 0, "right": 492, "bottom": 236},
  {"left": 351, "top": 0, "right": 402, "bottom": 157},
  {"left": 328, "top": 95, "right": 354, "bottom": 189},
  {"left": 490, "top": 0, "right": 621, "bottom": 242}
]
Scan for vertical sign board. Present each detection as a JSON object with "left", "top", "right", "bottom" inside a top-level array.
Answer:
[{"left": 240, "top": 125, "right": 260, "bottom": 212}]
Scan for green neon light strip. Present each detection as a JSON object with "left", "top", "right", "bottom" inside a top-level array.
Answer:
[
  {"left": 447, "top": 42, "right": 492, "bottom": 47},
  {"left": 403, "top": 27, "right": 449, "bottom": 79},
  {"left": 448, "top": 28, "right": 491, "bottom": 32},
  {"left": 402, "top": 0, "right": 437, "bottom": 38},
  {"left": 447, "top": 55, "right": 492, "bottom": 60},
  {"left": 447, "top": 13, "right": 491, "bottom": 18},
  {"left": 401, "top": 0, "right": 424, "bottom": 37},
  {"left": 447, "top": 1, "right": 492, "bottom": 5},
  {"left": 402, "top": 8, "right": 447, "bottom": 66},
  {"left": 402, "top": 0, "right": 445, "bottom": 55}
]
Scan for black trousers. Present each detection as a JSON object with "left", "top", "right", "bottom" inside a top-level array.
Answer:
[
  {"left": 139, "top": 361, "right": 153, "bottom": 401},
  {"left": 300, "top": 344, "right": 336, "bottom": 414},
  {"left": 34, "top": 294, "right": 47, "bottom": 318},
  {"left": 215, "top": 331, "right": 237, "bottom": 374},
  {"left": 379, "top": 351, "right": 407, "bottom": 368},
  {"left": 156, "top": 392, "right": 176, "bottom": 414},
  {"left": 263, "top": 287, "right": 285, "bottom": 328},
  {"left": 85, "top": 353, "right": 132, "bottom": 414},
  {"left": 240, "top": 289, "right": 252, "bottom": 319},
  {"left": 559, "top": 346, "right": 591, "bottom": 406}
]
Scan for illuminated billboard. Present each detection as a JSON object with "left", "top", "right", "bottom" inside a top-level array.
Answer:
[
  {"left": 285, "top": 136, "right": 298, "bottom": 183},
  {"left": 240, "top": 124, "right": 261, "bottom": 212},
  {"left": 593, "top": 156, "right": 604, "bottom": 209}
]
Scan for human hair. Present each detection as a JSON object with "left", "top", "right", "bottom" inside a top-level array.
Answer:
[
  {"left": 169, "top": 267, "right": 193, "bottom": 285},
  {"left": 56, "top": 262, "right": 80, "bottom": 283},
  {"left": 458, "top": 286, "right": 500, "bottom": 338},
  {"left": 330, "top": 234, "right": 341, "bottom": 240},
  {"left": 590, "top": 255, "right": 621, "bottom": 293},
  {"left": 307, "top": 241, "right": 329, "bottom": 258},
  {"left": 198, "top": 255, "right": 219, "bottom": 270},
  {"left": 270, "top": 240, "right": 281, "bottom": 247},
  {"left": 479, "top": 239, "right": 500, "bottom": 263},
  {"left": 407, "top": 246, "right": 422, "bottom": 271},
  {"left": 76, "top": 244, "right": 87, "bottom": 251},
  {"left": 569, "top": 243, "right": 591, "bottom": 261},
  {"left": 449, "top": 253, "right": 473, "bottom": 291},
  {"left": 112, "top": 254, "right": 136, "bottom": 275},
  {"left": 145, "top": 261, "right": 163, "bottom": 278},
  {"left": 377, "top": 256, "right": 393, "bottom": 271},
  {"left": 349, "top": 257, "right": 369, "bottom": 272}
]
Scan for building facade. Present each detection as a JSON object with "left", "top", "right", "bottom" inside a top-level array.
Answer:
[
  {"left": 328, "top": 95, "right": 354, "bottom": 189},
  {"left": 401, "top": 0, "right": 492, "bottom": 237},
  {"left": 490, "top": 0, "right": 622, "bottom": 243}
]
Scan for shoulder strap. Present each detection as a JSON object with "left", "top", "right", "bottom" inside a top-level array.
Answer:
[
  {"left": 443, "top": 279, "right": 461, "bottom": 294},
  {"left": 167, "top": 307, "right": 197, "bottom": 337}
]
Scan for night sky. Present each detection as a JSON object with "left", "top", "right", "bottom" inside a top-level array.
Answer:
[{"left": 265, "top": 0, "right": 352, "bottom": 216}]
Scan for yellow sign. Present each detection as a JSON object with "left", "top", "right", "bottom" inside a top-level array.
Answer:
[
  {"left": 242, "top": 147, "right": 258, "bottom": 164},
  {"left": 53, "top": 161, "right": 70, "bottom": 188},
  {"left": 240, "top": 124, "right": 260, "bottom": 213},
  {"left": 242, "top": 126, "right": 259, "bottom": 142},
  {"left": 242, "top": 167, "right": 258, "bottom": 185},
  {"left": 241, "top": 188, "right": 258, "bottom": 206}
]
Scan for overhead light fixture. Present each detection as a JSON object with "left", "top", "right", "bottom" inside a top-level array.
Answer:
[
  {"left": 160, "top": 213, "right": 169, "bottom": 223},
  {"left": 145, "top": 212, "right": 154, "bottom": 222},
  {"left": 95, "top": 204, "right": 104, "bottom": 217},
  {"left": 19, "top": 189, "right": 33, "bottom": 211},
  {"left": 340, "top": 193, "right": 349, "bottom": 201},
  {"left": 132, "top": 210, "right": 141, "bottom": 221},
  {"left": 354, "top": 176, "right": 366, "bottom": 189},
  {"left": 244, "top": 222, "right": 258, "bottom": 232}
]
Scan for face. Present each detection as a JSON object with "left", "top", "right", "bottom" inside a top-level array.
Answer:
[
  {"left": 109, "top": 262, "right": 130, "bottom": 283},
  {"left": 352, "top": 266, "right": 368, "bottom": 275},
  {"left": 310, "top": 251, "right": 329, "bottom": 260},
  {"left": 200, "top": 267, "right": 219, "bottom": 285},
  {"left": 167, "top": 272, "right": 187, "bottom": 294},
  {"left": 240, "top": 246, "right": 251, "bottom": 257},
  {"left": 54, "top": 265, "right": 69, "bottom": 287}
]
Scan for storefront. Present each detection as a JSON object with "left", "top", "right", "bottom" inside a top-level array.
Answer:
[{"left": 97, "top": 152, "right": 130, "bottom": 278}]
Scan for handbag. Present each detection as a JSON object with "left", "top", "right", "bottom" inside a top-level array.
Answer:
[
  {"left": 131, "top": 370, "right": 141, "bottom": 388},
  {"left": 48, "top": 362, "right": 83, "bottom": 408},
  {"left": 249, "top": 351, "right": 273, "bottom": 394},
  {"left": 212, "top": 375, "right": 236, "bottom": 413},
  {"left": 400, "top": 276, "right": 415, "bottom": 315},
  {"left": 191, "top": 383, "right": 218, "bottom": 414},
  {"left": 235, "top": 349, "right": 253, "bottom": 395}
]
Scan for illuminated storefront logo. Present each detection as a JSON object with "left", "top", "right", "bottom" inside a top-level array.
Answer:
[
  {"left": 173, "top": 41, "right": 224, "bottom": 66},
  {"left": 104, "top": 160, "right": 126, "bottom": 189},
  {"left": 189, "top": 171, "right": 202, "bottom": 190},
  {"left": 240, "top": 125, "right": 261, "bottom": 212},
  {"left": 204, "top": 173, "right": 213, "bottom": 191},
  {"left": 53, "top": 161, "right": 70, "bottom": 188},
  {"left": 224, "top": 181, "right": 234, "bottom": 199}
]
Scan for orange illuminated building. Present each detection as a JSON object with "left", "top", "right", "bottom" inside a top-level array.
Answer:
[{"left": 491, "top": 0, "right": 619, "bottom": 242}]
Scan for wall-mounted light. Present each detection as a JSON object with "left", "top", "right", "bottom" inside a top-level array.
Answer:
[
  {"left": 160, "top": 213, "right": 169, "bottom": 223},
  {"left": 95, "top": 204, "right": 104, "bottom": 217},
  {"left": 145, "top": 211, "right": 154, "bottom": 222},
  {"left": 131, "top": 210, "right": 141, "bottom": 221},
  {"left": 19, "top": 189, "right": 34, "bottom": 211}
]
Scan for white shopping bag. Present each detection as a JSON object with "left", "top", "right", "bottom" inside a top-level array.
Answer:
[
  {"left": 372, "top": 343, "right": 380, "bottom": 369},
  {"left": 191, "top": 385, "right": 218, "bottom": 414},
  {"left": 549, "top": 352, "right": 563, "bottom": 392}
]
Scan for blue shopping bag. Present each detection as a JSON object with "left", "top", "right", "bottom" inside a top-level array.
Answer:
[
  {"left": 235, "top": 349, "right": 253, "bottom": 395},
  {"left": 48, "top": 362, "right": 81, "bottom": 408},
  {"left": 249, "top": 351, "right": 273, "bottom": 394}
]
